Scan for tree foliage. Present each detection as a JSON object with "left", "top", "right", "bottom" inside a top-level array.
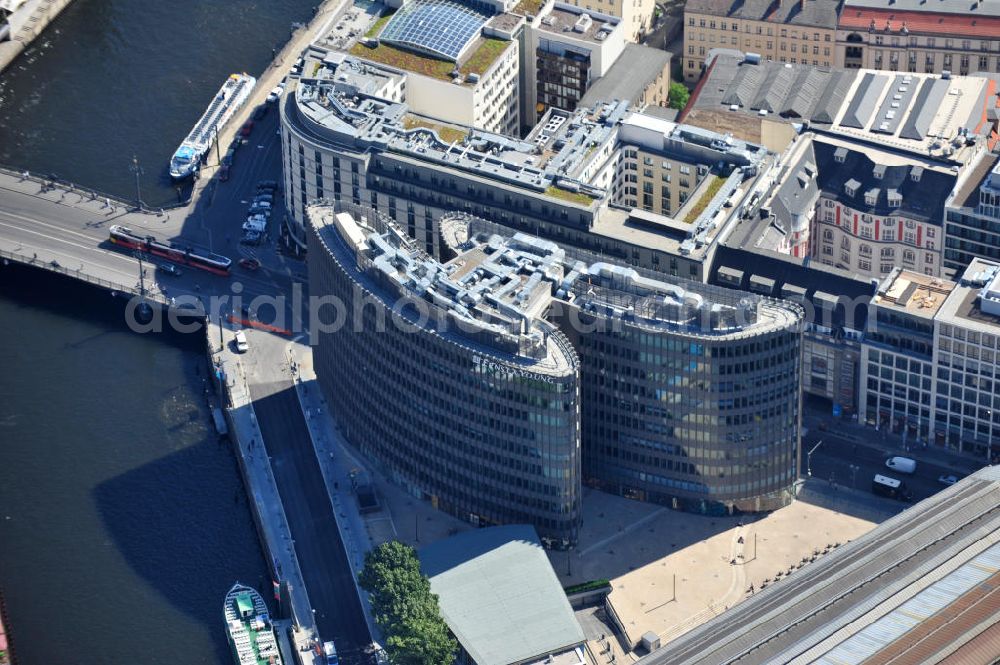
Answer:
[
  {"left": 668, "top": 82, "right": 691, "bottom": 110},
  {"left": 359, "top": 541, "right": 457, "bottom": 665}
]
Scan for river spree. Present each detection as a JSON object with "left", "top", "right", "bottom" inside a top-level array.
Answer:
[
  {"left": 0, "top": 0, "right": 318, "bottom": 204},
  {"left": 0, "top": 0, "right": 321, "bottom": 661}
]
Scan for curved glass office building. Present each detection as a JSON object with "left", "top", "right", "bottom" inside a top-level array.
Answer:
[
  {"left": 449, "top": 216, "right": 805, "bottom": 515},
  {"left": 307, "top": 204, "right": 582, "bottom": 547},
  {"left": 556, "top": 276, "right": 804, "bottom": 514}
]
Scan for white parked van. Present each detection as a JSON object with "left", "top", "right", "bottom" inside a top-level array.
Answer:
[
  {"left": 885, "top": 456, "right": 917, "bottom": 474},
  {"left": 234, "top": 330, "right": 249, "bottom": 353}
]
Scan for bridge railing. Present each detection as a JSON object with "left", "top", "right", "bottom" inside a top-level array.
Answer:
[
  {"left": 0, "top": 247, "right": 168, "bottom": 305},
  {"left": 0, "top": 163, "right": 190, "bottom": 212}
]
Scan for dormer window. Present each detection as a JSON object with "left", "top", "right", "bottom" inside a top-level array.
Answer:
[
  {"left": 888, "top": 189, "right": 902, "bottom": 208},
  {"left": 873, "top": 164, "right": 886, "bottom": 180},
  {"left": 834, "top": 147, "right": 848, "bottom": 164},
  {"left": 911, "top": 166, "right": 923, "bottom": 182},
  {"left": 865, "top": 188, "right": 880, "bottom": 206},
  {"left": 845, "top": 178, "right": 860, "bottom": 197}
]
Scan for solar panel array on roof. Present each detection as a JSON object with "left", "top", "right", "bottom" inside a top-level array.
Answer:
[
  {"left": 380, "top": 0, "right": 492, "bottom": 62},
  {"left": 840, "top": 72, "right": 888, "bottom": 129}
]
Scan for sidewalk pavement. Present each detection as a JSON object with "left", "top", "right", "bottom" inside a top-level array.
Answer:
[
  {"left": 289, "top": 342, "right": 475, "bottom": 548},
  {"left": 211, "top": 322, "right": 319, "bottom": 650},
  {"left": 286, "top": 340, "right": 381, "bottom": 645}
]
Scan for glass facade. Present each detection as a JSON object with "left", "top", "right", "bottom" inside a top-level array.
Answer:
[
  {"left": 562, "top": 318, "right": 802, "bottom": 513},
  {"left": 307, "top": 213, "right": 583, "bottom": 547}
]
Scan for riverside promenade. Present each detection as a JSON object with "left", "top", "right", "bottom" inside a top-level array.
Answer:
[
  {"left": 210, "top": 320, "right": 320, "bottom": 665},
  {"left": 0, "top": 0, "right": 75, "bottom": 74}
]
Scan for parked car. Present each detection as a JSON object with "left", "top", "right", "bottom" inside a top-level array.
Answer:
[
  {"left": 257, "top": 180, "right": 279, "bottom": 191},
  {"left": 239, "top": 119, "right": 254, "bottom": 137},
  {"left": 885, "top": 457, "right": 917, "bottom": 474},
  {"left": 239, "top": 258, "right": 261, "bottom": 271},
  {"left": 234, "top": 330, "right": 249, "bottom": 353},
  {"left": 252, "top": 104, "right": 267, "bottom": 121},
  {"left": 266, "top": 84, "right": 284, "bottom": 104},
  {"left": 253, "top": 193, "right": 274, "bottom": 203},
  {"left": 219, "top": 164, "right": 231, "bottom": 181},
  {"left": 937, "top": 474, "right": 959, "bottom": 486},
  {"left": 158, "top": 263, "right": 182, "bottom": 276},
  {"left": 248, "top": 205, "right": 270, "bottom": 218}
]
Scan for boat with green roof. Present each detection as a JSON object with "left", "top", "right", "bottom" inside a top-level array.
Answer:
[{"left": 224, "top": 582, "right": 283, "bottom": 665}]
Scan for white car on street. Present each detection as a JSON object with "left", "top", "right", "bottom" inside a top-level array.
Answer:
[
  {"left": 234, "top": 330, "right": 249, "bottom": 353},
  {"left": 266, "top": 84, "right": 284, "bottom": 103}
]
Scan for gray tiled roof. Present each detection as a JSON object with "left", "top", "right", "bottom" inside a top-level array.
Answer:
[
  {"left": 696, "top": 54, "right": 856, "bottom": 122},
  {"left": 686, "top": 0, "right": 840, "bottom": 28},
  {"left": 579, "top": 44, "right": 671, "bottom": 108},
  {"left": 419, "top": 525, "right": 586, "bottom": 665}
]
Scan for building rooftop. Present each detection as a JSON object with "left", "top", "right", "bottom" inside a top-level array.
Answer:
[
  {"left": 291, "top": 51, "right": 626, "bottom": 199},
  {"left": 444, "top": 214, "right": 804, "bottom": 338},
  {"left": 419, "top": 525, "right": 586, "bottom": 665},
  {"left": 805, "top": 134, "right": 958, "bottom": 226},
  {"left": 872, "top": 268, "right": 956, "bottom": 319},
  {"left": 579, "top": 44, "right": 672, "bottom": 107},
  {"left": 686, "top": 0, "right": 840, "bottom": 29},
  {"left": 691, "top": 53, "right": 999, "bottom": 163},
  {"left": 349, "top": 3, "right": 515, "bottom": 85},
  {"left": 309, "top": 205, "right": 579, "bottom": 374},
  {"left": 844, "top": 0, "right": 1000, "bottom": 16},
  {"left": 637, "top": 465, "right": 1000, "bottom": 665},
  {"left": 937, "top": 257, "right": 1000, "bottom": 330},
  {"left": 839, "top": 2, "right": 1000, "bottom": 37},
  {"left": 379, "top": 0, "right": 492, "bottom": 61},
  {"left": 536, "top": 4, "right": 619, "bottom": 42},
  {"left": 947, "top": 151, "right": 999, "bottom": 210}
]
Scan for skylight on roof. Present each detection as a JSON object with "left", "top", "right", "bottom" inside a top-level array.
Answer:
[{"left": 380, "top": 0, "right": 492, "bottom": 62}]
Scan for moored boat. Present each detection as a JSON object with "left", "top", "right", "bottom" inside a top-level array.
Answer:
[{"left": 224, "top": 582, "right": 283, "bottom": 665}]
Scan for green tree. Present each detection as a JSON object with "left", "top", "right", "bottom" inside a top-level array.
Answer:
[
  {"left": 668, "top": 82, "right": 690, "bottom": 110},
  {"left": 360, "top": 541, "right": 457, "bottom": 665}
]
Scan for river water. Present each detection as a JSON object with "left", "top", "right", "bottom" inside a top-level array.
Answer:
[
  {"left": 0, "top": 0, "right": 319, "bottom": 662},
  {"left": 0, "top": 0, "right": 317, "bottom": 205}
]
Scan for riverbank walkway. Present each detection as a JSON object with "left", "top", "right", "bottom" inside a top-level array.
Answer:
[{"left": 0, "top": 0, "right": 76, "bottom": 74}]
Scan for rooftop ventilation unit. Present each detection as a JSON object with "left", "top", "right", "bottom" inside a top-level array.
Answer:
[
  {"left": 574, "top": 14, "right": 593, "bottom": 32},
  {"left": 541, "top": 15, "right": 556, "bottom": 25}
]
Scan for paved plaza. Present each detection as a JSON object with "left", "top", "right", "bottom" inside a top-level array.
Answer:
[{"left": 551, "top": 487, "right": 881, "bottom": 658}]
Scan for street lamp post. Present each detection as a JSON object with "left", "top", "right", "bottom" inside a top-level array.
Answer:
[
  {"left": 849, "top": 464, "right": 860, "bottom": 490},
  {"left": 806, "top": 439, "right": 823, "bottom": 478},
  {"left": 214, "top": 120, "right": 222, "bottom": 167},
  {"left": 130, "top": 155, "right": 143, "bottom": 211}
]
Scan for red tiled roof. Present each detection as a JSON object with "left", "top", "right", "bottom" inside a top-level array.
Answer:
[{"left": 838, "top": 8, "right": 1000, "bottom": 37}]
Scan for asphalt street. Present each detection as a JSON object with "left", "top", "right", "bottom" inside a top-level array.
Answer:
[
  {"left": 248, "top": 374, "right": 372, "bottom": 661},
  {"left": 803, "top": 423, "right": 974, "bottom": 503},
  {"left": 0, "top": 100, "right": 307, "bottom": 321}
]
